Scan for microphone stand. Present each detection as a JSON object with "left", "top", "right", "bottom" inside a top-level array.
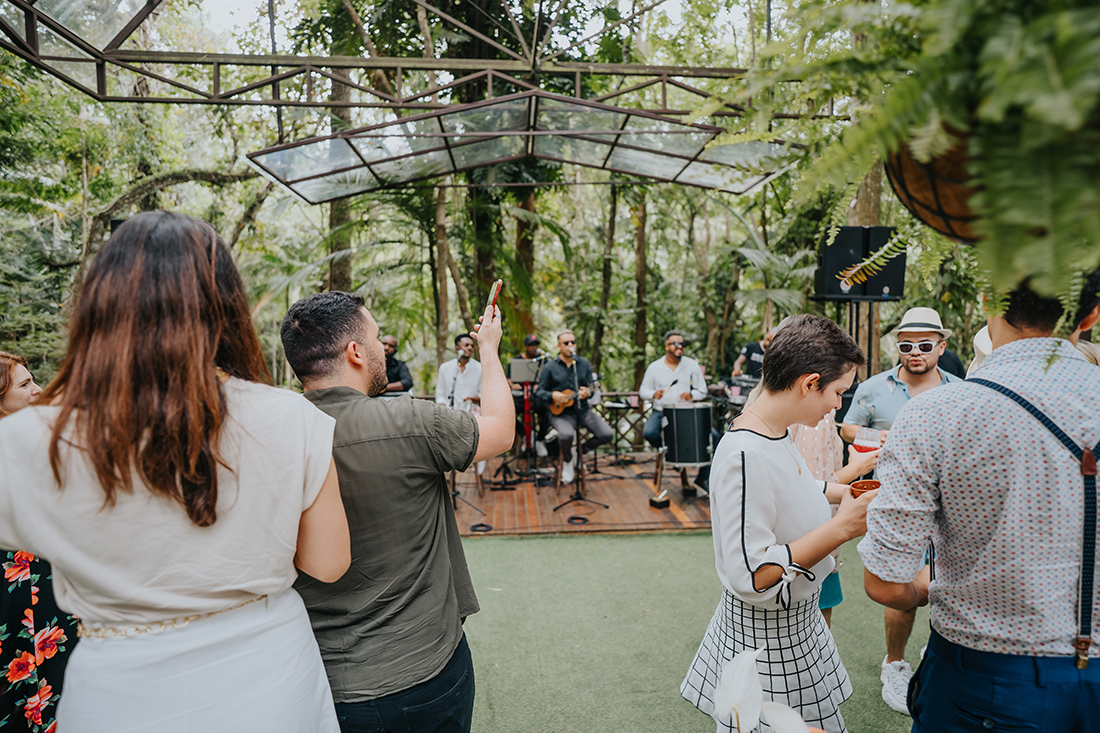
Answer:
[
  {"left": 554, "top": 352, "right": 608, "bottom": 514},
  {"left": 445, "top": 358, "right": 487, "bottom": 518}
]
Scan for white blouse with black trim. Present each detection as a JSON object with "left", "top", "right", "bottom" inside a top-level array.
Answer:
[{"left": 710, "top": 428, "right": 834, "bottom": 607}]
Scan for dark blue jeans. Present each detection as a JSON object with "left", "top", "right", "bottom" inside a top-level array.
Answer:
[
  {"left": 335, "top": 635, "right": 475, "bottom": 733},
  {"left": 910, "top": 629, "right": 1100, "bottom": 732}
]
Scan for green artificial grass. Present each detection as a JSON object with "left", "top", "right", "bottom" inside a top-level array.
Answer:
[{"left": 463, "top": 532, "right": 928, "bottom": 733}]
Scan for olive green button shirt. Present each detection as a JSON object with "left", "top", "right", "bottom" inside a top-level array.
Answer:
[{"left": 295, "top": 388, "right": 480, "bottom": 702}]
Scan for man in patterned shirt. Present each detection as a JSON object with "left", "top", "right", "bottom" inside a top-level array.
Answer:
[{"left": 860, "top": 271, "right": 1100, "bottom": 731}]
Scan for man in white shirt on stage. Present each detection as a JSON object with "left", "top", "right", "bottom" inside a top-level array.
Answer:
[
  {"left": 639, "top": 330, "right": 714, "bottom": 490},
  {"left": 437, "top": 334, "right": 482, "bottom": 411}
]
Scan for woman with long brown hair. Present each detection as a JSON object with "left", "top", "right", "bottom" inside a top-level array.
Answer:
[
  {"left": 0, "top": 212, "right": 350, "bottom": 732},
  {"left": 1, "top": 352, "right": 77, "bottom": 733}
]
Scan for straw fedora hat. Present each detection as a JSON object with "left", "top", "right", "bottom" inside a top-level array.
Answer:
[{"left": 895, "top": 307, "right": 953, "bottom": 340}]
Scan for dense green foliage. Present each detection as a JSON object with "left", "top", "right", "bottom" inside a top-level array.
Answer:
[
  {"left": 744, "top": 0, "right": 1100, "bottom": 306},
  {"left": 0, "top": 0, "right": 998, "bottom": 390}
]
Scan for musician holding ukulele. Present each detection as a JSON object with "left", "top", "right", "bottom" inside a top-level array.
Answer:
[{"left": 535, "top": 331, "right": 613, "bottom": 484}]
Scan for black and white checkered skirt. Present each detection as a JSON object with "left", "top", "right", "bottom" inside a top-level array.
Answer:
[{"left": 681, "top": 589, "right": 852, "bottom": 733}]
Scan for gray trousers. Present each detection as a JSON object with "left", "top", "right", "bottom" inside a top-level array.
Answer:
[{"left": 549, "top": 410, "right": 614, "bottom": 461}]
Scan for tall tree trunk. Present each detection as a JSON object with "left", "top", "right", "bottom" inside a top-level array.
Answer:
[
  {"left": 591, "top": 185, "right": 617, "bottom": 376},
  {"left": 632, "top": 194, "right": 648, "bottom": 390},
  {"left": 688, "top": 204, "right": 722, "bottom": 373},
  {"left": 513, "top": 189, "right": 537, "bottom": 334},
  {"left": 446, "top": 247, "right": 475, "bottom": 336},
  {"left": 434, "top": 186, "right": 449, "bottom": 365},
  {"left": 848, "top": 162, "right": 883, "bottom": 378},
  {"left": 327, "top": 72, "right": 354, "bottom": 292},
  {"left": 468, "top": 187, "right": 497, "bottom": 305}
]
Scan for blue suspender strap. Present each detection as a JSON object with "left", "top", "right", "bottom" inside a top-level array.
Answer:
[{"left": 968, "top": 377, "right": 1100, "bottom": 668}]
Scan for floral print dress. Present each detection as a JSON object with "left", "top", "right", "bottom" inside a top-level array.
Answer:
[{"left": 1, "top": 550, "right": 77, "bottom": 732}]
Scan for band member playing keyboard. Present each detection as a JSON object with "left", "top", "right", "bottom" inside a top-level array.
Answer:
[{"left": 535, "top": 331, "right": 612, "bottom": 484}]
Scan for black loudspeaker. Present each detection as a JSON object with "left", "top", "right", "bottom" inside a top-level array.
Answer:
[
  {"left": 862, "top": 226, "right": 906, "bottom": 300},
  {"left": 814, "top": 226, "right": 905, "bottom": 301}
]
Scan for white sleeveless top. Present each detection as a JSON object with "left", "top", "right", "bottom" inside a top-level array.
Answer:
[{"left": 0, "top": 378, "right": 335, "bottom": 625}]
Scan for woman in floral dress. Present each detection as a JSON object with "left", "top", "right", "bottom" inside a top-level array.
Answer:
[{"left": 0, "top": 352, "right": 77, "bottom": 732}]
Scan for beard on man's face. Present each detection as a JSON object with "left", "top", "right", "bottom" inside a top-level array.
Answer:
[
  {"left": 368, "top": 362, "right": 388, "bottom": 397},
  {"left": 901, "top": 356, "right": 937, "bottom": 375}
]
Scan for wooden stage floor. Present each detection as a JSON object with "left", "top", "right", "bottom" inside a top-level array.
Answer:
[{"left": 452, "top": 452, "right": 712, "bottom": 537}]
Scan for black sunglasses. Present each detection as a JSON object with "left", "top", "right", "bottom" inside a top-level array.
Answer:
[
  {"left": 668, "top": 341, "right": 684, "bottom": 347},
  {"left": 561, "top": 339, "right": 576, "bottom": 345},
  {"left": 897, "top": 340, "right": 938, "bottom": 354}
]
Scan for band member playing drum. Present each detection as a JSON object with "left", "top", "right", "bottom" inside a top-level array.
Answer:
[
  {"left": 535, "top": 331, "right": 612, "bottom": 484},
  {"left": 639, "top": 330, "right": 718, "bottom": 490}
]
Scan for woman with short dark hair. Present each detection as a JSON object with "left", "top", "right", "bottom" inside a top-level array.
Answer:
[
  {"left": 682, "top": 314, "right": 876, "bottom": 733},
  {"left": 0, "top": 212, "right": 350, "bottom": 731}
]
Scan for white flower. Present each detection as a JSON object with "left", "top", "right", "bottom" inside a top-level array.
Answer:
[
  {"left": 714, "top": 647, "right": 765, "bottom": 732},
  {"left": 760, "top": 701, "right": 812, "bottom": 733}
]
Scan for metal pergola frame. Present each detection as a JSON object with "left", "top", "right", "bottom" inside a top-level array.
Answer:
[
  {"left": 0, "top": 0, "right": 842, "bottom": 118},
  {"left": 246, "top": 89, "right": 795, "bottom": 203},
  {"left": 0, "top": 0, "right": 837, "bottom": 197}
]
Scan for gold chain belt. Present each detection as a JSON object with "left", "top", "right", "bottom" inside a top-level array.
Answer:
[{"left": 77, "top": 594, "right": 267, "bottom": 639}]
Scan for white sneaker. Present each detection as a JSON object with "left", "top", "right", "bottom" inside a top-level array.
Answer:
[
  {"left": 561, "top": 457, "right": 575, "bottom": 484},
  {"left": 880, "top": 656, "right": 912, "bottom": 714},
  {"left": 535, "top": 440, "right": 548, "bottom": 458}
]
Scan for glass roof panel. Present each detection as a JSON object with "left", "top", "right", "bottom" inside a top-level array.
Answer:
[
  {"left": 291, "top": 168, "right": 379, "bottom": 204},
  {"left": 605, "top": 146, "right": 690, "bottom": 180},
  {"left": 253, "top": 138, "right": 362, "bottom": 183},
  {"left": 615, "top": 131, "right": 710, "bottom": 159},
  {"left": 614, "top": 115, "right": 714, "bottom": 157},
  {"left": 532, "top": 135, "right": 611, "bottom": 167},
  {"left": 535, "top": 99, "right": 627, "bottom": 135},
  {"left": 34, "top": 0, "right": 148, "bottom": 50},
  {"left": 449, "top": 137, "right": 525, "bottom": 171},
  {"left": 37, "top": 24, "right": 96, "bottom": 90},
  {"left": 440, "top": 99, "right": 529, "bottom": 146},
  {"left": 349, "top": 118, "right": 445, "bottom": 160},
  {"left": 700, "top": 141, "right": 788, "bottom": 169},
  {"left": 370, "top": 150, "right": 453, "bottom": 186},
  {"left": 677, "top": 161, "right": 768, "bottom": 194},
  {"left": 0, "top": 3, "right": 25, "bottom": 43}
]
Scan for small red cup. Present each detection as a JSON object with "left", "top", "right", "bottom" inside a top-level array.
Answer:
[{"left": 850, "top": 479, "right": 880, "bottom": 498}]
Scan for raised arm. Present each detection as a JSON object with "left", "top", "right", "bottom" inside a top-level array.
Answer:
[
  {"left": 294, "top": 458, "right": 351, "bottom": 583},
  {"left": 471, "top": 303, "right": 515, "bottom": 461}
]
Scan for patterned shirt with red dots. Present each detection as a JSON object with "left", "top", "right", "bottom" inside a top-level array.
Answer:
[{"left": 858, "top": 337, "right": 1100, "bottom": 658}]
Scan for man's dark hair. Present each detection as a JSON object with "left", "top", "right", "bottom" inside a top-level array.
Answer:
[
  {"left": 1003, "top": 266, "right": 1100, "bottom": 334},
  {"left": 761, "top": 314, "right": 865, "bottom": 393},
  {"left": 281, "top": 292, "right": 367, "bottom": 383},
  {"left": 454, "top": 333, "right": 473, "bottom": 347},
  {"left": 663, "top": 329, "right": 683, "bottom": 344}
]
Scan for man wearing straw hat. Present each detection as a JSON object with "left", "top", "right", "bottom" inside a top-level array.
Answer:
[{"left": 840, "top": 306, "right": 960, "bottom": 715}]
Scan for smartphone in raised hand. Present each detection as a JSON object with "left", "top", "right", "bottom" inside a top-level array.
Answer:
[{"left": 485, "top": 279, "right": 503, "bottom": 313}]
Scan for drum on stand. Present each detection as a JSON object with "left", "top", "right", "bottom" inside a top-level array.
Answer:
[{"left": 662, "top": 402, "right": 713, "bottom": 467}]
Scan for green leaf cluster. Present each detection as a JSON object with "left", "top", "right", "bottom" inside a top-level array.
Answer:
[{"left": 747, "top": 0, "right": 1100, "bottom": 305}]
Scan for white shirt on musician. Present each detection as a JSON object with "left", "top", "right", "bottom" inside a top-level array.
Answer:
[
  {"left": 436, "top": 358, "right": 481, "bottom": 411},
  {"left": 638, "top": 356, "right": 707, "bottom": 408}
]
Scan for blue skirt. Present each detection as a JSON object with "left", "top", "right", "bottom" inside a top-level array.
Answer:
[{"left": 819, "top": 572, "right": 844, "bottom": 610}]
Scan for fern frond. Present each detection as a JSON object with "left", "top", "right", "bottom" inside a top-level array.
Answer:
[{"left": 837, "top": 229, "right": 908, "bottom": 285}]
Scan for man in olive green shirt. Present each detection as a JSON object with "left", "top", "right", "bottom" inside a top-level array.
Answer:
[{"left": 280, "top": 292, "right": 514, "bottom": 733}]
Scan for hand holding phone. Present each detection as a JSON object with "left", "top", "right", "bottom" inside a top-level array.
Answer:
[
  {"left": 485, "top": 279, "right": 503, "bottom": 316},
  {"left": 472, "top": 280, "right": 504, "bottom": 351}
]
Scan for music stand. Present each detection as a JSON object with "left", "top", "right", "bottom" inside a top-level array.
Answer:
[{"left": 491, "top": 358, "right": 549, "bottom": 490}]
